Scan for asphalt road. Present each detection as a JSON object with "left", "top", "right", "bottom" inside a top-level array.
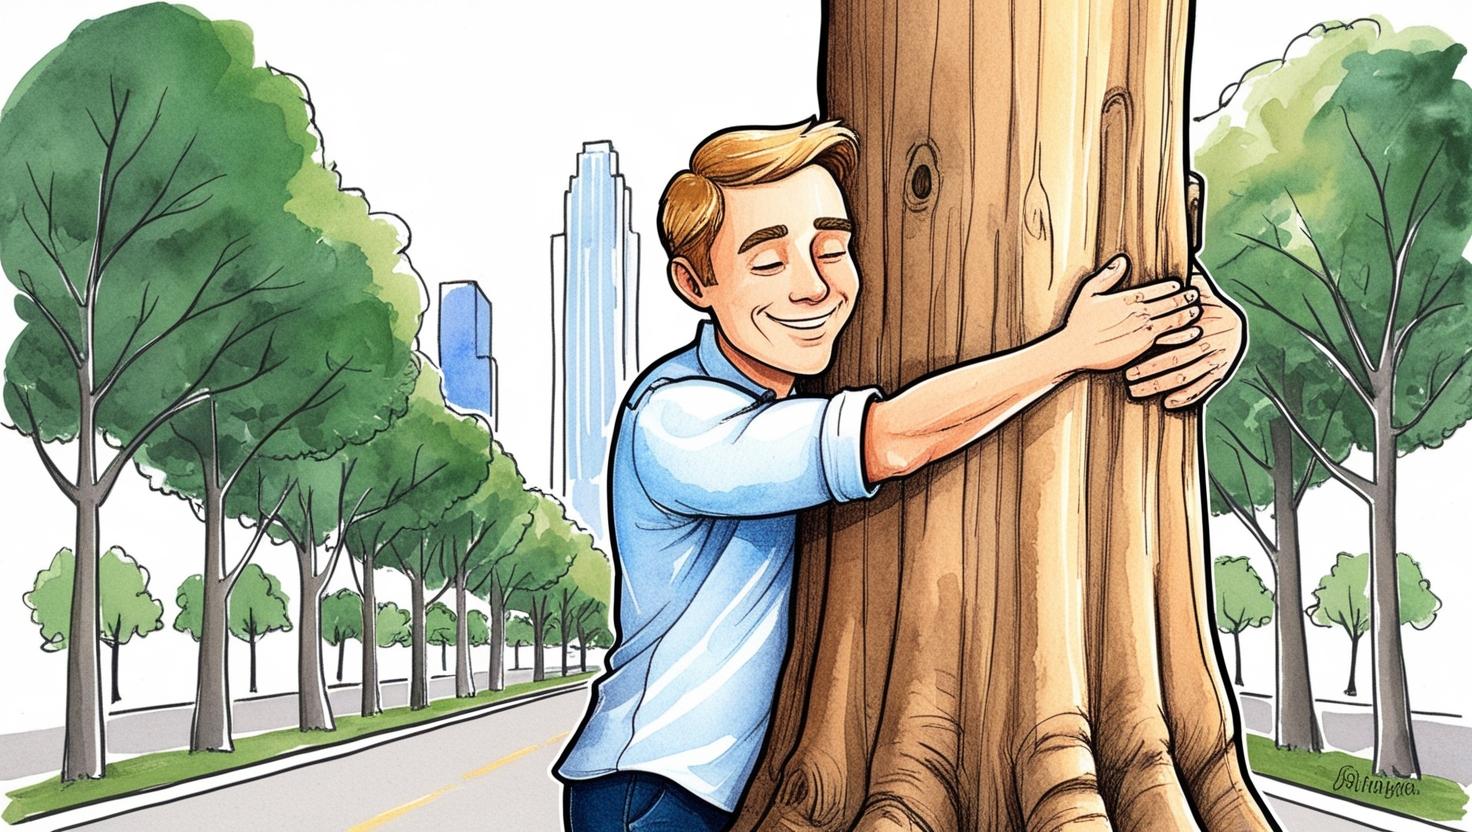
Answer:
[{"left": 55, "top": 684, "right": 1391, "bottom": 832}]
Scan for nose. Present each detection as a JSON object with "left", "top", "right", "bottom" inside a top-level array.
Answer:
[{"left": 788, "top": 256, "right": 830, "bottom": 305}]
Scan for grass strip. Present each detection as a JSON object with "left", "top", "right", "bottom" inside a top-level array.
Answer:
[
  {"left": 1247, "top": 733, "right": 1468, "bottom": 821},
  {"left": 4, "top": 672, "right": 594, "bottom": 824}
]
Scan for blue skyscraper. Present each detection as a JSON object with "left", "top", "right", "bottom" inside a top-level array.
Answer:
[
  {"left": 438, "top": 281, "right": 498, "bottom": 431},
  {"left": 551, "top": 141, "right": 640, "bottom": 543}
]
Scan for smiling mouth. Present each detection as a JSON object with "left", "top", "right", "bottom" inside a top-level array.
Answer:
[{"left": 766, "top": 306, "right": 841, "bottom": 331}]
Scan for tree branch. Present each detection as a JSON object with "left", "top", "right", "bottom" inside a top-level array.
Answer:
[
  {"left": 1245, "top": 372, "right": 1375, "bottom": 501},
  {"left": 13, "top": 270, "right": 83, "bottom": 367},
  {"left": 1394, "top": 347, "right": 1472, "bottom": 436},
  {"left": 10, "top": 385, "right": 79, "bottom": 502},
  {"left": 1228, "top": 279, "right": 1374, "bottom": 406},
  {"left": 226, "top": 478, "right": 295, "bottom": 589},
  {"left": 1282, "top": 189, "right": 1375, "bottom": 372}
]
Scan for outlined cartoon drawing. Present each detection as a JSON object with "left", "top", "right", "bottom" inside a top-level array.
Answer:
[{"left": 0, "top": 3, "right": 1467, "bottom": 831}]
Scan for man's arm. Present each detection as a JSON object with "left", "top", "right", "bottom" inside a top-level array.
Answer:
[{"left": 862, "top": 254, "right": 1201, "bottom": 482}]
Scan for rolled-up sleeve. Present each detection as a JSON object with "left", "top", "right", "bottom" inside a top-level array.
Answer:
[{"left": 631, "top": 379, "right": 881, "bottom": 518}]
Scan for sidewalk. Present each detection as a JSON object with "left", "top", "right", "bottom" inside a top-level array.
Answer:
[{"left": 0, "top": 666, "right": 592, "bottom": 782}]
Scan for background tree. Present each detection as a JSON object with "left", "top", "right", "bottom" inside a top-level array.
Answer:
[
  {"left": 0, "top": 4, "right": 324, "bottom": 779},
  {"left": 322, "top": 589, "right": 363, "bottom": 683},
  {"left": 506, "top": 615, "right": 534, "bottom": 671},
  {"left": 426, "top": 601, "right": 456, "bottom": 673},
  {"left": 175, "top": 564, "right": 292, "bottom": 694},
  {"left": 1308, "top": 551, "right": 1443, "bottom": 697},
  {"left": 467, "top": 609, "right": 490, "bottom": 678},
  {"left": 734, "top": 1, "right": 1275, "bottom": 828},
  {"left": 550, "top": 543, "right": 612, "bottom": 677},
  {"left": 245, "top": 366, "right": 483, "bottom": 729},
  {"left": 1212, "top": 556, "right": 1275, "bottom": 687},
  {"left": 23, "top": 546, "right": 164, "bottom": 704},
  {"left": 376, "top": 601, "right": 412, "bottom": 649},
  {"left": 504, "top": 495, "right": 582, "bottom": 684},
  {"left": 433, "top": 441, "right": 533, "bottom": 698},
  {"left": 1196, "top": 21, "right": 1472, "bottom": 778}
]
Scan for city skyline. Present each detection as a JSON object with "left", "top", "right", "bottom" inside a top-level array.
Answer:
[{"left": 550, "top": 140, "right": 641, "bottom": 545}]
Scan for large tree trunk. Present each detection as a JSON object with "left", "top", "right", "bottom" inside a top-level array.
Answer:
[
  {"left": 296, "top": 552, "right": 334, "bottom": 731},
  {"left": 191, "top": 471, "right": 234, "bottom": 751},
  {"left": 1368, "top": 391, "right": 1417, "bottom": 776},
  {"left": 454, "top": 566, "right": 474, "bottom": 698},
  {"left": 62, "top": 379, "right": 104, "bottom": 781},
  {"left": 488, "top": 586, "right": 507, "bottom": 691},
  {"left": 410, "top": 573, "right": 429, "bottom": 710},
  {"left": 733, "top": 2, "right": 1272, "bottom": 829},
  {"left": 360, "top": 548, "right": 381, "bottom": 716},
  {"left": 531, "top": 599, "right": 547, "bottom": 683},
  {"left": 1267, "top": 417, "right": 1322, "bottom": 752}
]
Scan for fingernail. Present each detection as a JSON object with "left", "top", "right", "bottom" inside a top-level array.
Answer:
[
  {"left": 1186, "top": 290, "right": 1198, "bottom": 301},
  {"left": 1189, "top": 307, "right": 1199, "bottom": 317}
]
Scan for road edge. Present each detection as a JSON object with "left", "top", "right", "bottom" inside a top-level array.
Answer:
[{"left": 12, "top": 680, "right": 591, "bottom": 832}]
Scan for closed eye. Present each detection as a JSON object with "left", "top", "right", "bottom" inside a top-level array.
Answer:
[
  {"left": 818, "top": 250, "right": 847, "bottom": 262},
  {"left": 752, "top": 261, "right": 784, "bottom": 274}
]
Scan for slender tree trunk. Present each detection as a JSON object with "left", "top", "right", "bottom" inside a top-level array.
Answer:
[
  {"left": 578, "top": 624, "right": 588, "bottom": 673},
  {"left": 1346, "top": 634, "right": 1361, "bottom": 697},
  {"left": 336, "top": 639, "right": 346, "bottom": 683},
  {"left": 63, "top": 381, "right": 105, "bottom": 781},
  {"left": 1368, "top": 391, "right": 1417, "bottom": 776},
  {"left": 192, "top": 467, "right": 234, "bottom": 751},
  {"left": 513, "top": 643, "right": 522, "bottom": 671},
  {"left": 1232, "top": 631, "right": 1244, "bottom": 686},
  {"left": 1267, "top": 416, "right": 1322, "bottom": 751},
  {"left": 488, "top": 586, "right": 507, "bottom": 691},
  {"left": 454, "top": 566, "right": 474, "bottom": 698},
  {"left": 559, "top": 593, "right": 571, "bottom": 677},
  {"left": 410, "top": 573, "right": 429, "bottom": 710},
  {"left": 532, "top": 599, "right": 546, "bottom": 683},
  {"left": 107, "top": 639, "right": 121, "bottom": 704},
  {"left": 249, "top": 630, "right": 259, "bottom": 693},
  {"left": 360, "top": 548, "right": 381, "bottom": 716},
  {"left": 296, "top": 551, "right": 334, "bottom": 731},
  {"left": 734, "top": 2, "right": 1272, "bottom": 828}
]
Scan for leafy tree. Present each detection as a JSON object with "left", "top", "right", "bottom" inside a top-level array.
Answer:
[
  {"left": 506, "top": 615, "right": 534, "bottom": 671},
  {"left": 551, "top": 543, "right": 612, "bottom": 676},
  {"left": 1308, "top": 552, "right": 1442, "bottom": 697},
  {"left": 1211, "top": 556, "right": 1274, "bottom": 687},
  {"left": 249, "top": 366, "right": 484, "bottom": 727},
  {"left": 1196, "top": 20, "right": 1472, "bottom": 777},
  {"left": 467, "top": 609, "right": 489, "bottom": 677},
  {"left": 23, "top": 546, "right": 164, "bottom": 703},
  {"left": 426, "top": 602, "right": 456, "bottom": 673},
  {"left": 176, "top": 564, "right": 291, "bottom": 693},
  {"left": 505, "top": 496, "right": 584, "bottom": 682},
  {"left": 376, "top": 602, "right": 411, "bottom": 649},
  {"left": 0, "top": 5, "right": 349, "bottom": 779},
  {"left": 322, "top": 589, "right": 363, "bottom": 683}
]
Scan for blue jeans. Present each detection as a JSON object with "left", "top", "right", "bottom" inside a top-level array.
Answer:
[{"left": 565, "top": 770, "right": 734, "bottom": 832}]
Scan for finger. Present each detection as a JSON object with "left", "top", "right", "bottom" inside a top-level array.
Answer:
[
  {"left": 1145, "top": 303, "right": 1201, "bottom": 334},
  {"left": 1084, "top": 253, "right": 1131, "bottom": 294},
  {"left": 1139, "top": 286, "right": 1199, "bottom": 317},
  {"left": 1125, "top": 340, "right": 1218, "bottom": 383},
  {"left": 1152, "top": 325, "right": 1204, "bottom": 347},
  {"left": 1128, "top": 360, "right": 1210, "bottom": 398},
  {"left": 1163, "top": 362, "right": 1233, "bottom": 409},
  {"left": 1103, "top": 277, "right": 1183, "bottom": 303}
]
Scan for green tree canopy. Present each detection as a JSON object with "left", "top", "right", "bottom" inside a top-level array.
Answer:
[
  {"left": 174, "top": 564, "right": 292, "bottom": 643},
  {"left": 426, "top": 601, "right": 456, "bottom": 649},
  {"left": 1307, "top": 551, "right": 1442, "bottom": 633},
  {"left": 376, "top": 602, "right": 411, "bottom": 648},
  {"left": 322, "top": 589, "right": 363, "bottom": 648},
  {"left": 23, "top": 546, "right": 164, "bottom": 651},
  {"left": 1212, "top": 556, "right": 1275, "bottom": 635},
  {"left": 505, "top": 615, "right": 534, "bottom": 649},
  {"left": 467, "top": 609, "right": 490, "bottom": 648}
]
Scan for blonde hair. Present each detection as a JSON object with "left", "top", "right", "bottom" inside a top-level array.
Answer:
[{"left": 658, "top": 118, "right": 858, "bottom": 286}]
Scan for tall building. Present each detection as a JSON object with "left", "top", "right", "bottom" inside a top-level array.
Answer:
[
  {"left": 438, "top": 281, "right": 499, "bottom": 431},
  {"left": 550, "top": 140, "right": 640, "bottom": 543}
]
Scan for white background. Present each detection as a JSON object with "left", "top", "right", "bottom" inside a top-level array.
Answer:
[{"left": 0, "top": 1, "right": 1467, "bottom": 745}]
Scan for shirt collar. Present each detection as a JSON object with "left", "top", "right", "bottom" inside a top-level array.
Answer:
[{"left": 695, "top": 319, "right": 776, "bottom": 400}]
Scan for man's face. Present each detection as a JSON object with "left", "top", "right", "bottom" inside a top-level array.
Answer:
[{"left": 678, "top": 164, "right": 859, "bottom": 377}]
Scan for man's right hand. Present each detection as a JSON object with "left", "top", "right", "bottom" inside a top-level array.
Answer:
[{"left": 1060, "top": 254, "right": 1202, "bottom": 373}]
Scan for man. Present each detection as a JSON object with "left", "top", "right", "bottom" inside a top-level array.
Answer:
[{"left": 555, "top": 118, "right": 1241, "bottom": 831}]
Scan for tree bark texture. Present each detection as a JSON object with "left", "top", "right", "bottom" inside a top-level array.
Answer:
[
  {"left": 360, "top": 549, "right": 381, "bottom": 716},
  {"left": 191, "top": 472, "right": 234, "bottom": 751},
  {"left": 489, "top": 586, "right": 507, "bottom": 691},
  {"left": 296, "top": 552, "right": 334, "bottom": 731},
  {"left": 733, "top": 1, "right": 1273, "bottom": 829},
  {"left": 410, "top": 574, "right": 429, "bottom": 710},
  {"left": 1266, "top": 417, "right": 1322, "bottom": 752}
]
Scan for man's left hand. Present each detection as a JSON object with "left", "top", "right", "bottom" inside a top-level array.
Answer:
[{"left": 1123, "top": 263, "right": 1243, "bottom": 409}]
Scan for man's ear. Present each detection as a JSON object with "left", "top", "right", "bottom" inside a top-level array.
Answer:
[{"left": 669, "top": 257, "right": 712, "bottom": 311}]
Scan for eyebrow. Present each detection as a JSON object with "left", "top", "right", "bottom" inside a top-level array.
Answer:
[
  {"left": 814, "top": 217, "right": 853, "bottom": 232},
  {"left": 738, "top": 225, "right": 788, "bottom": 254}
]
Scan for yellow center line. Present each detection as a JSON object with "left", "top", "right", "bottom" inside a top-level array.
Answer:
[{"left": 347, "top": 731, "right": 571, "bottom": 831}]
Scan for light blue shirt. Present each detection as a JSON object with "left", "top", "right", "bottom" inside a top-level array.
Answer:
[{"left": 555, "top": 319, "right": 880, "bottom": 812}]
